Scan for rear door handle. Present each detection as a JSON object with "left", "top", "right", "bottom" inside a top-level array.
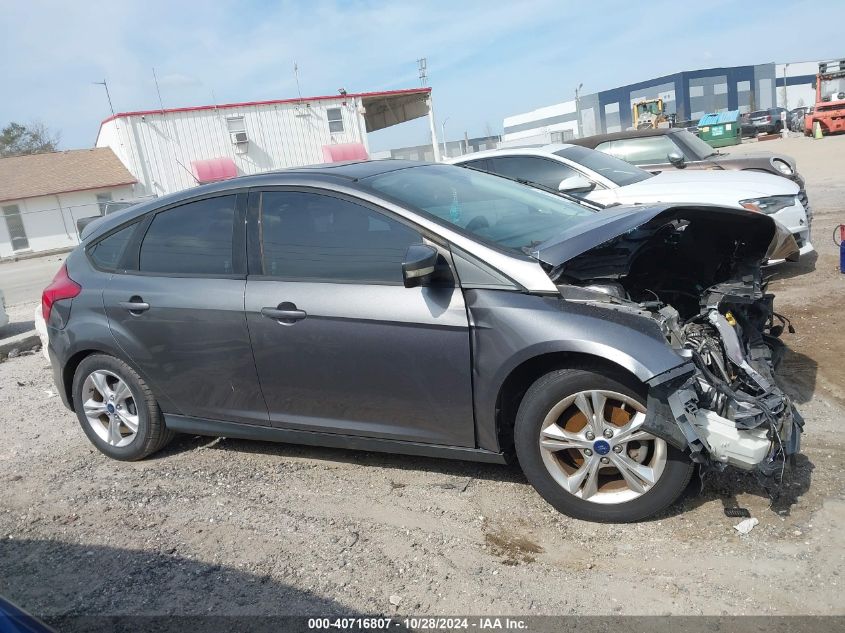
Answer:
[
  {"left": 261, "top": 307, "right": 307, "bottom": 323},
  {"left": 118, "top": 300, "right": 150, "bottom": 313}
]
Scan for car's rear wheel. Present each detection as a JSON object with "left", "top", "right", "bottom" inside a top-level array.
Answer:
[
  {"left": 72, "top": 354, "right": 173, "bottom": 461},
  {"left": 514, "top": 368, "right": 693, "bottom": 522}
]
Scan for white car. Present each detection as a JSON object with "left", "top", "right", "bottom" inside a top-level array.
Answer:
[{"left": 448, "top": 144, "right": 814, "bottom": 259}]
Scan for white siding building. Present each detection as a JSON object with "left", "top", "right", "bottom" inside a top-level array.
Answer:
[
  {"left": 0, "top": 148, "right": 138, "bottom": 259},
  {"left": 95, "top": 88, "right": 433, "bottom": 197}
]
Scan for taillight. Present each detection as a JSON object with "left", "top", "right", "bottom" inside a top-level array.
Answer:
[
  {"left": 42, "top": 264, "right": 81, "bottom": 322},
  {"left": 765, "top": 115, "right": 772, "bottom": 122}
]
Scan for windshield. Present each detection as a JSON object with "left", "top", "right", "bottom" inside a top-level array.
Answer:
[
  {"left": 361, "top": 164, "right": 595, "bottom": 254},
  {"left": 676, "top": 130, "right": 718, "bottom": 159},
  {"left": 553, "top": 146, "right": 652, "bottom": 187}
]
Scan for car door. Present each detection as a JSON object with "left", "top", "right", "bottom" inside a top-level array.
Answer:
[
  {"left": 244, "top": 189, "right": 475, "bottom": 447},
  {"left": 103, "top": 192, "right": 270, "bottom": 426}
]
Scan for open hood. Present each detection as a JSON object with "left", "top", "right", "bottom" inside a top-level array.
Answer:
[{"left": 531, "top": 203, "right": 799, "bottom": 269}]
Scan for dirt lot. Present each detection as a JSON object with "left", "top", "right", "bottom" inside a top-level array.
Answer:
[{"left": 1, "top": 136, "right": 844, "bottom": 624}]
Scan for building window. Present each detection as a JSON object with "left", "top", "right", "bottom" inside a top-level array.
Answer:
[
  {"left": 714, "top": 83, "right": 728, "bottom": 95},
  {"left": 2, "top": 204, "right": 29, "bottom": 252},
  {"left": 96, "top": 192, "right": 113, "bottom": 215},
  {"left": 737, "top": 81, "right": 751, "bottom": 92},
  {"left": 327, "top": 108, "right": 344, "bottom": 134},
  {"left": 689, "top": 85, "right": 704, "bottom": 98},
  {"left": 604, "top": 102, "right": 619, "bottom": 114}
]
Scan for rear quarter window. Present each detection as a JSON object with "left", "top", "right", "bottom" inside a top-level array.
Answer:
[{"left": 88, "top": 223, "right": 138, "bottom": 270}]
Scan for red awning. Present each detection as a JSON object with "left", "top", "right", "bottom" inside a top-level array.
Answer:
[
  {"left": 322, "top": 143, "right": 369, "bottom": 163},
  {"left": 191, "top": 158, "right": 238, "bottom": 184}
]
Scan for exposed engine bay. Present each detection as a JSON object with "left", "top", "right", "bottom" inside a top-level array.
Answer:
[{"left": 550, "top": 207, "right": 804, "bottom": 481}]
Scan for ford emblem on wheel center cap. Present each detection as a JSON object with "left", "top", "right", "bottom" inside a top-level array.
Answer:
[
  {"left": 593, "top": 440, "right": 610, "bottom": 455},
  {"left": 106, "top": 403, "right": 115, "bottom": 414}
]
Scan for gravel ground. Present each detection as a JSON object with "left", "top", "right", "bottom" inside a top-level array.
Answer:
[{"left": 1, "top": 136, "right": 843, "bottom": 622}]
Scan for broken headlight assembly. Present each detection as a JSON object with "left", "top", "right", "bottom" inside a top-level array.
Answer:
[{"left": 739, "top": 195, "right": 797, "bottom": 214}]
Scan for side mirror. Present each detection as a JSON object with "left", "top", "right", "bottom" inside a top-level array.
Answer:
[
  {"left": 402, "top": 244, "right": 438, "bottom": 288},
  {"left": 557, "top": 175, "right": 595, "bottom": 194},
  {"left": 667, "top": 151, "right": 685, "bottom": 167}
]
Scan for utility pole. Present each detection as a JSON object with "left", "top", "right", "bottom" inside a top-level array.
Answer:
[
  {"left": 575, "top": 83, "right": 583, "bottom": 139},
  {"left": 419, "top": 58, "right": 441, "bottom": 162},
  {"left": 441, "top": 117, "right": 449, "bottom": 159},
  {"left": 781, "top": 63, "right": 789, "bottom": 139}
]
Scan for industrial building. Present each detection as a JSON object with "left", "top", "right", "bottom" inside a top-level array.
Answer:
[
  {"left": 502, "top": 62, "right": 796, "bottom": 144},
  {"left": 95, "top": 88, "right": 434, "bottom": 197},
  {"left": 373, "top": 134, "right": 501, "bottom": 161},
  {"left": 0, "top": 148, "right": 138, "bottom": 259}
]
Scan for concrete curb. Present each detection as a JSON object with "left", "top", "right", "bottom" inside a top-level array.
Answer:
[{"left": 0, "top": 330, "right": 41, "bottom": 360}]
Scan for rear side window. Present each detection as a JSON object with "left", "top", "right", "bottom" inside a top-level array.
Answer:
[
  {"left": 88, "top": 223, "right": 137, "bottom": 270},
  {"left": 486, "top": 156, "right": 581, "bottom": 189},
  {"left": 139, "top": 196, "right": 236, "bottom": 275},
  {"left": 601, "top": 136, "right": 677, "bottom": 165},
  {"left": 259, "top": 191, "right": 421, "bottom": 284}
]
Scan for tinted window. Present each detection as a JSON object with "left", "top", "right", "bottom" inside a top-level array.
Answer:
[
  {"left": 139, "top": 196, "right": 236, "bottom": 275},
  {"left": 260, "top": 192, "right": 421, "bottom": 284},
  {"left": 553, "top": 146, "right": 652, "bottom": 187},
  {"left": 486, "top": 156, "right": 581, "bottom": 189},
  {"left": 89, "top": 223, "right": 137, "bottom": 270},
  {"left": 602, "top": 136, "right": 678, "bottom": 165}
]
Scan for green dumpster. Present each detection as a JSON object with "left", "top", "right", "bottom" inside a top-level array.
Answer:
[{"left": 697, "top": 110, "right": 741, "bottom": 147}]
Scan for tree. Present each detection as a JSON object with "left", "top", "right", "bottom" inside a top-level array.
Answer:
[{"left": 0, "top": 121, "right": 60, "bottom": 158}]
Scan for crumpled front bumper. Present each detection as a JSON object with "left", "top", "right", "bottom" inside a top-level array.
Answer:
[{"left": 642, "top": 362, "right": 804, "bottom": 477}]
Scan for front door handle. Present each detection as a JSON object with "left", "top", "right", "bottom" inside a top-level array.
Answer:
[
  {"left": 118, "top": 299, "right": 150, "bottom": 313},
  {"left": 261, "top": 303, "right": 307, "bottom": 324}
]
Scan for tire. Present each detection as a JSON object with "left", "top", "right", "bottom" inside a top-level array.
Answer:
[
  {"left": 72, "top": 354, "right": 174, "bottom": 461},
  {"left": 514, "top": 368, "right": 693, "bottom": 523}
]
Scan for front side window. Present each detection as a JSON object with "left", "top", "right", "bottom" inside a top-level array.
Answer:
[
  {"left": 327, "top": 108, "right": 344, "bottom": 134},
  {"left": 139, "top": 196, "right": 236, "bottom": 275},
  {"left": 486, "top": 156, "right": 581, "bottom": 190},
  {"left": 600, "top": 136, "right": 678, "bottom": 165},
  {"left": 554, "top": 146, "right": 652, "bottom": 187},
  {"left": 260, "top": 192, "right": 421, "bottom": 284},
  {"left": 89, "top": 222, "right": 137, "bottom": 270},
  {"left": 363, "top": 164, "right": 594, "bottom": 254}
]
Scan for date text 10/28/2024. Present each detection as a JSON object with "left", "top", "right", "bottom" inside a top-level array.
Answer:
[{"left": 308, "top": 617, "right": 529, "bottom": 630}]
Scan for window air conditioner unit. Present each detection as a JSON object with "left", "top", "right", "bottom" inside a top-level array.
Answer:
[{"left": 230, "top": 131, "right": 249, "bottom": 144}]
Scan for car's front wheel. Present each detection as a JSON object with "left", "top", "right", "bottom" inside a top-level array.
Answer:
[
  {"left": 72, "top": 354, "right": 173, "bottom": 461},
  {"left": 514, "top": 368, "right": 693, "bottom": 522}
]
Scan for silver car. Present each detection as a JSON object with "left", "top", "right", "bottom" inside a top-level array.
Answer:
[{"left": 44, "top": 161, "right": 802, "bottom": 522}]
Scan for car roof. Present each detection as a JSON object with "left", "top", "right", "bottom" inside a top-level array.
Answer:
[
  {"left": 567, "top": 128, "right": 678, "bottom": 148},
  {"left": 80, "top": 159, "right": 433, "bottom": 241},
  {"left": 448, "top": 144, "right": 574, "bottom": 162}
]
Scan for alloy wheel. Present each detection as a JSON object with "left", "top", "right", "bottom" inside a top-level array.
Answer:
[
  {"left": 81, "top": 370, "right": 140, "bottom": 447},
  {"left": 538, "top": 389, "right": 667, "bottom": 504}
]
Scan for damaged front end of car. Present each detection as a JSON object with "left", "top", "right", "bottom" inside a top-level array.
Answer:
[{"left": 540, "top": 205, "right": 804, "bottom": 483}]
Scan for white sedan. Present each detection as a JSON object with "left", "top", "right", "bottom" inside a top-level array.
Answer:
[{"left": 448, "top": 144, "right": 814, "bottom": 259}]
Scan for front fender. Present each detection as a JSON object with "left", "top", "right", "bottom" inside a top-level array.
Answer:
[{"left": 465, "top": 289, "right": 689, "bottom": 452}]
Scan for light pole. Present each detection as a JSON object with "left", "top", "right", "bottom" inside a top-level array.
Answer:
[
  {"left": 574, "top": 83, "right": 583, "bottom": 138},
  {"left": 441, "top": 117, "right": 450, "bottom": 158}
]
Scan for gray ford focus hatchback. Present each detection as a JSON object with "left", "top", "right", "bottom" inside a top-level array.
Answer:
[{"left": 44, "top": 160, "right": 803, "bottom": 522}]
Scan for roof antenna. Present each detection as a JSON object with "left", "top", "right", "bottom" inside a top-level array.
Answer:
[
  {"left": 152, "top": 67, "right": 166, "bottom": 113},
  {"left": 92, "top": 80, "right": 116, "bottom": 117},
  {"left": 294, "top": 61, "right": 304, "bottom": 102}
]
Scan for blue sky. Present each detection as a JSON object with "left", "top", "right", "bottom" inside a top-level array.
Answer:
[{"left": 1, "top": 0, "right": 843, "bottom": 152}]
